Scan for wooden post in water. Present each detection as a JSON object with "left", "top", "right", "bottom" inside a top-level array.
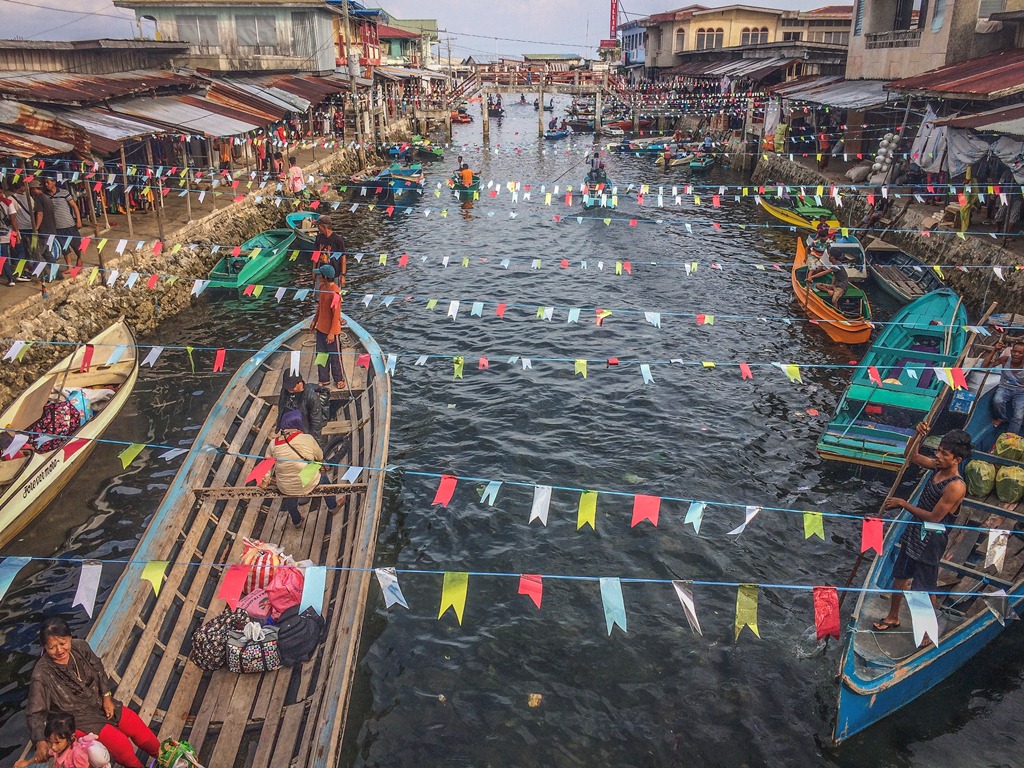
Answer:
[
  {"left": 119, "top": 145, "right": 134, "bottom": 237},
  {"left": 481, "top": 89, "right": 489, "bottom": 142},
  {"left": 144, "top": 139, "right": 165, "bottom": 242},
  {"left": 594, "top": 82, "right": 603, "bottom": 139},
  {"left": 537, "top": 78, "right": 545, "bottom": 138}
]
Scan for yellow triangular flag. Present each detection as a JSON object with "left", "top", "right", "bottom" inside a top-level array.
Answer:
[
  {"left": 438, "top": 571, "right": 469, "bottom": 623},
  {"left": 615, "top": 262, "right": 623, "bottom": 275},
  {"left": 248, "top": 247, "right": 262, "bottom": 260},
  {"left": 545, "top": 192, "right": 552, "bottom": 205},
  {"left": 783, "top": 364, "right": 802, "bottom": 383},
  {"left": 315, "top": 352, "right": 328, "bottom": 366},
  {"left": 461, "top": 257, "right": 469, "bottom": 267},
  {"left": 694, "top": 195, "right": 702, "bottom": 206},
  {"left": 118, "top": 443, "right": 146, "bottom": 469},
  {"left": 703, "top": 314, "right": 715, "bottom": 325},
  {"left": 252, "top": 285, "right": 264, "bottom": 297},
  {"left": 298, "top": 461, "right": 322, "bottom": 486},
  {"left": 289, "top": 249, "right": 299, "bottom": 261},
  {"left": 87, "top": 267, "right": 99, "bottom": 285},
  {"left": 803, "top": 511, "right": 824, "bottom": 540},
  {"left": 574, "top": 359, "right": 587, "bottom": 378},
  {"left": 840, "top": 228, "right": 849, "bottom": 237},
  {"left": 734, "top": 583, "right": 760, "bottom": 640},
  {"left": 536, "top": 306, "right": 546, "bottom": 318},
  {"left": 378, "top": 253, "right": 387, "bottom": 265},
  {"left": 603, "top": 218, "right": 611, "bottom": 226},
  {"left": 933, "top": 265, "right": 945, "bottom": 279},
  {"left": 426, "top": 299, "right": 438, "bottom": 309},
  {"left": 702, "top": 361, "right": 715, "bottom": 369},
  {"left": 453, "top": 355, "right": 464, "bottom": 380},
  {"left": 141, "top": 560, "right": 169, "bottom": 596},
  {"left": 577, "top": 490, "right": 597, "bottom": 530}
]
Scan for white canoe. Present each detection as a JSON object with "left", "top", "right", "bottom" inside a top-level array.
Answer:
[{"left": 0, "top": 317, "right": 139, "bottom": 548}]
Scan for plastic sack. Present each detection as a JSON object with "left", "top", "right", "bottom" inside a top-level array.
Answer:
[
  {"left": 240, "top": 538, "right": 283, "bottom": 593},
  {"left": 237, "top": 587, "right": 271, "bottom": 621},
  {"left": 965, "top": 460, "right": 996, "bottom": 498},
  {"left": 265, "top": 566, "right": 305, "bottom": 620},
  {"left": 993, "top": 432, "right": 1024, "bottom": 462},
  {"left": 995, "top": 464, "right": 1024, "bottom": 504},
  {"left": 156, "top": 738, "right": 205, "bottom": 768}
]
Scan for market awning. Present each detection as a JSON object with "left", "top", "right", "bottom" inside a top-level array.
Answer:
[
  {"left": 50, "top": 107, "right": 162, "bottom": 154},
  {"left": 773, "top": 78, "right": 893, "bottom": 110},
  {"left": 0, "top": 69, "right": 196, "bottom": 107},
  {"left": 673, "top": 56, "right": 796, "bottom": 80},
  {"left": 886, "top": 48, "right": 1024, "bottom": 100},
  {"left": 0, "top": 128, "right": 74, "bottom": 158},
  {"left": 108, "top": 95, "right": 261, "bottom": 137},
  {"left": 933, "top": 103, "right": 1024, "bottom": 137}
]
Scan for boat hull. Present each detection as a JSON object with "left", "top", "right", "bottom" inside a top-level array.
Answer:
[
  {"left": 285, "top": 212, "right": 320, "bottom": 244},
  {"left": 208, "top": 229, "right": 297, "bottom": 289},
  {"left": 762, "top": 200, "right": 840, "bottom": 231},
  {"left": 792, "top": 238, "right": 872, "bottom": 344},
  {"left": 867, "top": 242, "right": 946, "bottom": 304}
]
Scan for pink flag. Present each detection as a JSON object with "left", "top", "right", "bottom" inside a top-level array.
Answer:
[
  {"left": 560, "top": 259, "right": 569, "bottom": 268},
  {"left": 868, "top": 366, "right": 882, "bottom": 385},
  {"left": 153, "top": 241, "right": 163, "bottom": 255},
  {"left": 861, "top": 517, "right": 883, "bottom": 554},
  {"left": 432, "top": 474, "right": 457, "bottom": 507},
  {"left": 79, "top": 344, "right": 94, "bottom": 373},
  {"left": 813, "top": 586, "right": 840, "bottom": 641},
  {"left": 696, "top": 314, "right": 707, "bottom": 325},
  {"left": 951, "top": 367, "right": 968, "bottom": 390},
  {"left": 518, "top": 574, "right": 543, "bottom": 609},
  {"left": 242, "top": 284, "right": 255, "bottom": 296},
  {"left": 79, "top": 237, "right": 91, "bottom": 252},
  {"left": 712, "top": 194, "right": 721, "bottom": 208},
  {"left": 739, "top": 363, "right": 753, "bottom": 380},
  {"left": 231, "top": 245, "right": 242, "bottom": 257},
  {"left": 213, "top": 348, "right": 226, "bottom": 372},
  {"left": 217, "top": 564, "right": 251, "bottom": 610},
  {"left": 146, "top": 274, "right": 159, "bottom": 290},
  {"left": 629, "top": 219, "right": 638, "bottom": 227},
  {"left": 399, "top": 253, "right": 409, "bottom": 268},
  {"left": 385, "top": 205, "right": 395, "bottom": 217},
  {"left": 62, "top": 438, "right": 89, "bottom": 460},
  {"left": 631, "top": 495, "right": 661, "bottom": 527},
  {"left": 496, "top": 303, "right": 507, "bottom": 319},
  {"left": 623, "top": 262, "right": 632, "bottom": 275},
  {"left": 356, "top": 353, "right": 370, "bottom": 368},
  {"left": 478, "top": 356, "right": 489, "bottom": 370},
  {"left": 245, "top": 457, "right": 275, "bottom": 485}
]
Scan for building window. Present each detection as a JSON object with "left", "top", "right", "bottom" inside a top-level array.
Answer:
[
  {"left": 808, "top": 30, "right": 850, "bottom": 43},
  {"left": 930, "top": 0, "right": 947, "bottom": 29},
  {"left": 741, "top": 26, "right": 769, "bottom": 44},
  {"left": 756, "top": 26, "right": 769, "bottom": 43},
  {"left": 783, "top": 31, "right": 803, "bottom": 41},
  {"left": 236, "top": 14, "right": 278, "bottom": 50},
  {"left": 175, "top": 14, "right": 220, "bottom": 48},
  {"left": 781, "top": 18, "right": 804, "bottom": 26},
  {"left": 740, "top": 26, "right": 752, "bottom": 45},
  {"left": 675, "top": 27, "right": 686, "bottom": 51},
  {"left": 291, "top": 11, "right": 313, "bottom": 58},
  {"left": 695, "top": 27, "right": 724, "bottom": 49},
  {"left": 854, "top": 0, "right": 864, "bottom": 34}
]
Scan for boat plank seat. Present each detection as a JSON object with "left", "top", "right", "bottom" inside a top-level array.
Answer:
[
  {"left": 871, "top": 265, "right": 925, "bottom": 297},
  {"left": 863, "top": 346, "right": 959, "bottom": 366},
  {"left": 192, "top": 483, "right": 367, "bottom": 500},
  {"left": 937, "top": 559, "right": 1013, "bottom": 590}
]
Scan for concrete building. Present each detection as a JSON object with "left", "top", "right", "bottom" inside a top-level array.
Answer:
[
  {"left": 845, "top": 0, "right": 1024, "bottom": 80},
  {"left": 377, "top": 23, "right": 422, "bottom": 66},
  {"left": 325, "top": 0, "right": 385, "bottom": 72},
  {"left": 619, "top": 18, "right": 647, "bottom": 79},
  {"left": 114, "top": 0, "right": 342, "bottom": 73},
  {"left": 387, "top": 18, "right": 438, "bottom": 68}
]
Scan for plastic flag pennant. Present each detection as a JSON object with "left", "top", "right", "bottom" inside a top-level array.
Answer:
[
  {"left": 217, "top": 564, "right": 252, "bottom": 610},
  {"left": 644, "top": 311, "right": 662, "bottom": 329},
  {"left": 905, "top": 590, "right": 939, "bottom": 647},
  {"left": 983, "top": 588, "right": 1017, "bottom": 626},
  {"left": 518, "top": 574, "right": 543, "bottom": 609},
  {"left": 813, "top": 586, "right": 840, "bottom": 641},
  {"left": 73, "top": 561, "right": 102, "bottom": 617},
  {"left": 734, "top": 584, "right": 760, "bottom": 640},
  {"left": 803, "top": 511, "right": 825, "bottom": 540},
  {"left": 672, "top": 580, "right": 702, "bottom": 636},
  {"left": 300, "top": 565, "right": 326, "bottom": 615},
  {"left": 685, "top": 501, "right": 706, "bottom": 535},
  {"left": 433, "top": 474, "right": 458, "bottom": 507},
  {"left": 861, "top": 517, "right": 883, "bottom": 554},
  {"left": 985, "top": 529, "right": 1010, "bottom": 572},
  {"left": 600, "top": 577, "right": 627, "bottom": 635},
  {"left": 438, "top": 571, "right": 469, "bottom": 624},
  {"left": 118, "top": 443, "right": 146, "bottom": 469},
  {"left": 631, "top": 494, "right": 660, "bottom": 527},
  {"left": 375, "top": 567, "right": 410, "bottom": 609},
  {"left": 245, "top": 457, "right": 276, "bottom": 485},
  {"left": 141, "top": 560, "right": 169, "bottom": 597},
  {"left": 727, "top": 505, "right": 761, "bottom": 537},
  {"left": 640, "top": 364, "right": 654, "bottom": 385},
  {"left": 530, "top": 485, "right": 552, "bottom": 525},
  {"left": 453, "top": 356, "right": 464, "bottom": 380},
  {"left": 574, "top": 359, "right": 587, "bottom": 378},
  {"left": 480, "top": 480, "right": 502, "bottom": 506},
  {"left": 577, "top": 490, "right": 598, "bottom": 530},
  {"left": 298, "top": 461, "right": 321, "bottom": 487}
]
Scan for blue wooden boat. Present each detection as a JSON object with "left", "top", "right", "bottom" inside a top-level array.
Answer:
[
  {"left": 833, "top": 384, "right": 1024, "bottom": 745},
  {"left": 348, "top": 163, "right": 424, "bottom": 201},
  {"left": 285, "top": 211, "right": 320, "bottom": 243},
  {"left": 86, "top": 315, "right": 391, "bottom": 766},
  {"left": 544, "top": 129, "right": 570, "bottom": 140},
  {"left": 581, "top": 174, "right": 616, "bottom": 210},
  {"left": 816, "top": 288, "right": 967, "bottom": 470},
  {"left": 867, "top": 240, "right": 946, "bottom": 304},
  {"left": 689, "top": 155, "right": 714, "bottom": 170},
  {"left": 207, "top": 229, "right": 297, "bottom": 290}
]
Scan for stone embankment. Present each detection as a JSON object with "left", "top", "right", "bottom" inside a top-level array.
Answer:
[
  {"left": 0, "top": 120, "right": 412, "bottom": 407},
  {"left": 753, "top": 153, "right": 1022, "bottom": 317}
]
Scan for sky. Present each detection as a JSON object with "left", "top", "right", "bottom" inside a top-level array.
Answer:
[{"left": 3, "top": 0, "right": 833, "bottom": 52}]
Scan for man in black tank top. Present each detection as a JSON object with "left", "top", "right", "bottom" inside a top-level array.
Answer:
[{"left": 873, "top": 422, "right": 972, "bottom": 632}]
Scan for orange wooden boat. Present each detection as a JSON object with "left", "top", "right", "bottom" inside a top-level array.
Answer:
[{"left": 791, "top": 237, "right": 873, "bottom": 344}]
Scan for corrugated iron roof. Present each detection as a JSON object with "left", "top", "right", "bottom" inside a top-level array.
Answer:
[
  {"left": 933, "top": 103, "right": 1024, "bottom": 137},
  {"left": 376, "top": 65, "right": 448, "bottom": 80},
  {"left": 773, "top": 77, "right": 893, "bottom": 109},
  {"left": 886, "top": 48, "right": 1024, "bottom": 100},
  {"left": 109, "top": 95, "right": 260, "bottom": 137},
  {"left": 223, "top": 72, "right": 364, "bottom": 109},
  {"left": 377, "top": 24, "right": 419, "bottom": 39},
  {"left": 0, "top": 100, "right": 90, "bottom": 153},
  {"left": 0, "top": 69, "right": 196, "bottom": 106},
  {"left": 51, "top": 107, "right": 162, "bottom": 154},
  {"left": 0, "top": 128, "right": 75, "bottom": 158}
]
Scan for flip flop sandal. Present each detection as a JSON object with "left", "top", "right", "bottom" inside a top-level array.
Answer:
[{"left": 872, "top": 619, "right": 901, "bottom": 631}]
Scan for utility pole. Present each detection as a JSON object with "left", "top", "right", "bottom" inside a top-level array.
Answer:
[
  {"left": 341, "top": 0, "right": 366, "bottom": 167},
  {"left": 445, "top": 34, "right": 454, "bottom": 143}
]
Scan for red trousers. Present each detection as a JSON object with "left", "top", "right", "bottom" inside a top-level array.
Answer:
[{"left": 91, "top": 708, "right": 160, "bottom": 768}]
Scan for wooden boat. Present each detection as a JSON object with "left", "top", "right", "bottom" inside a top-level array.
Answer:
[
  {"left": 208, "top": 229, "right": 298, "bottom": 290},
  {"left": 87, "top": 315, "right": 391, "bottom": 767},
  {"left": 451, "top": 172, "right": 480, "bottom": 201},
  {"left": 656, "top": 152, "right": 695, "bottom": 168},
  {"left": 822, "top": 234, "right": 869, "bottom": 281},
  {"left": 792, "top": 237, "right": 873, "bottom": 344},
  {"left": 833, "top": 383, "right": 1024, "bottom": 744},
  {"left": 816, "top": 288, "right": 967, "bottom": 469},
  {"left": 487, "top": 106, "right": 505, "bottom": 118},
  {"left": 689, "top": 155, "right": 715, "bottom": 170},
  {"left": 543, "top": 129, "right": 570, "bottom": 140},
  {"left": 761, "top": 198, "right": 840, "bottom": 231},
  {"left": 606, "top": 118, "right": 653, "bottom": 131},
  {"left": 867, "top": 239, "right": 946, "bottom": 304},
  {"left": 582, "top": 175, "right": 616, "bottom": 210},
  {"left": 567, "top": 119, "right": 594, "bottom": 133},
  {"left": 413, "top": 142, "right": 444, "bottom": 161},
  {"left": 534, "top": 102, "right": 554, "bottom": 111},
  {"left": 349, "top": 164, "right": 424, "bottom": 201},
  {"left": 285, "top": 211, "right": 320, "bottom": 244},
  {"left": 0, "top": 318, "right": 138, "bottom": 548},
  {"left": 451, "top": 111, "right": 472, "bottom": 124}
]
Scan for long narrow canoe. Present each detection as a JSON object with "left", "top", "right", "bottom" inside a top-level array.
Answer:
[
  {"left": 834, "top": 385, "right": 1024, "bottom": 744},
  {"left": 867, "top": 239, "right": 946, "bottom": 304},
  {"left": 285, "top": 211, "right": 320, "bottom": 244},
  {"left": 87, "top": 315, "right": 391, "bottom": 768},
  {"left": 0, "top": 318, "right": 138, "bottom": 548},
  {"left": 816, "top": 288, "right": 967, "bottom": 469},
  {"left": 792, "top": 237, "right": 872, "bottom": 344},
  {"left": 762, "top": 199, "right": 840, "bottom": 231},
  {"left": 655, "top": 151, "right": 695, "bottom": 168},
  {"left": 208, "top": 229, "right": 297, "bottom": 290},
  {"left": 582, "top": 176, "right": 616, "bottom": 210}
]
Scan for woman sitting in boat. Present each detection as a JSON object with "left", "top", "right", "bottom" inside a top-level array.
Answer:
[
  {"left": 874, "top": 423, "right": 971, "bottom": 633},
  {"left": 806, "top": 249, "right": 848, "bottom": 306},
  {"left": 265, "top": 410, "right": 338, "bottom": 527},
  {"left": 24, "top": 618, "right": 160, "bottom": 768}
]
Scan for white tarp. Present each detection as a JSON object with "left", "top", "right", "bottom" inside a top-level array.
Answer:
[
  {"left": 910, "top": 103, "right": 1024, "bottom": 182},
  {"left": 909, "top": 105, "right": 947, "bottom": 174}
]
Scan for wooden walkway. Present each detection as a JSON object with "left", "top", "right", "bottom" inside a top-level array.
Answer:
[{"left": 85, "top": 317, "right": 391, "bottom": 768}]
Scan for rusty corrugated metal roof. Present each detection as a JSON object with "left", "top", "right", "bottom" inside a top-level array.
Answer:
[
  {"left": 109, "top": 95, "right": 261, "bottom": 136},
  {"left": 0, "top": 99, "right": 90, "bottom": 153},
  {"left": 0, "top": 69, "right": 196, "bottom": 106},
  {"left": 50, "top": 107, "right": 163, "bottom": 154},
  {"left": 886, "top": 48, "right": 1024, "bottom": 100},
  {"left": 0, "top": 128, "right": 75, "bottom": 158},
  {"left": 934, "top": 103, "right": 1024, "bottom": 137},
  {"left": 225, "top": 73, "right": 354, "bottom": 107}
]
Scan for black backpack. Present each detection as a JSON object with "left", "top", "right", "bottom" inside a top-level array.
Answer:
[{"left": 276, "top": 605, "right": 326, "bottom": 667}]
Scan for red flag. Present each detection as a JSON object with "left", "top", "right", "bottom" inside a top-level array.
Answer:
[
  {"left": 496, "top": 302, "right": 507, "bottom": 318},
  {"left": 79, "top": 344, "right": 94, "bottom": 373},
  {"left": 244, "top": 457, "right": 275, "bottom": 485},
  {"left": 217, "top": 564, "right": 252, "bottom": 610},
  {"left": 712, "top": 194, "right": 721, "bottom": 208},
  {"left": 739, "top": 363, "right": 753, "bottom": 380},
  {"left": 867, "top": 193, "right": 875, "bottom": 207},
  {"left": 631, "top": 494, "right": 661, "bottom": 527},
  {"left": 242, "top": 284, "right": 255, "bottom": 296},
  {"left": 622, "top": 261, "right": 632, "bottom": 275},
  {"left": 356, "top": 353, "right": 370, "bottom": 368},
  {"left": 309, "top": 200, "right": 320, "bottom": 210},
  {"left": 565, "top": 193, "right": 572, "bottom": 206},
  {"left": 553, "top": 215, "right": 561, "bottom": 223},
  {"left": 385, "top": 205, "right": 395, "bottom": 217},
  {"left": 153, "top": 241, "right": 163, "bottom": 255},
  {"left": 398, "top": 253, "right": 409, "bottom": 267},
  {"left": 79, "top": 237, "right": 91, "bottom": 252},
  {"left": 213, "top": 348, "right": 226, "bottom": 372},
  {"left": 560, "top": 259, "right": 569, "bottom": 268},
  {"left": 607, "top": 357, "right": 619, "bottom": 366},
  {"left": 146, "top": 274, "right": 159, "bottom": 290},
  {"left": 311, "top": 249, "right": 321, "bottom": 263},
  {"left": 696, "top": 313, "right": 706, "bottom": 325},
  {"left": 813, "top": 586, "right": 840, "bottom": 641},
  {"left": 868, "top": 366, "right": 882, "bottom": 385},
  {"left": 62, "top": 437, "right": 89, "bottom": 460},
  {"left": 629, "top": 219, "right": 638, "bottom": 227},
  {"left": 478, "top": 356, "right": 489, "bottom": 370},
  {"left": 951, "top": 367, "right": 968, "bottom": 390},
  {"left": 637, "top": 193, "right": 645, "bottom": 206},
  {"left": 518, "top": 574, "right": 543, "bottom": 609},
  {"left": 432, "top": 474, "right": 458, "bottom": 507},
  {"left": 67, "top": 265, "right": 83, "bottom": 279},
  {"left": 861, "top": 517, "right": 883, "bottom": 554},
  {"left": 231, "top": 246, "right": 241, "bottom": 257}
]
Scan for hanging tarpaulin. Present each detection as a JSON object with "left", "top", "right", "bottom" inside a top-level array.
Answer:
[
  {"left": 763, "top": 98, "right": 782, "bottom": 144},
  {"left": 909, "top": 105, "right": 947, "bottom": 175}
]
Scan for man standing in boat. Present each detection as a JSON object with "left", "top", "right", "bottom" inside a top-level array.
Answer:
[
  {"left": 873, "top": 422, "right": 971, "bottom": 632},
  {"left": 312, "top": 263, "right": 344, "bottom": 390},
  {"left": 982, "top": 338, "right": 1024, "bottom": 437}
]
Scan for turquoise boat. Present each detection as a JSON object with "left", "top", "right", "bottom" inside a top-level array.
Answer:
[
  {"left": 689, "top": 155, "right": 714, "bottom": 170},
  {"left": 207, "top": 228, "right": 297, "bottom": 290},
  {"left": 582, "top": 173, "right": 616, "bottom": 210},
  {"left": 816, "top": 288, "right": 967, "bottom": 469},
  {"left": 285, "top": 211, "right": 320, "bottom": 243},
  {"left": 833, "top": 384, "right": 1024, "bottom": 744},
  {"left": 451, "top": 172, "right": 480, "bottom": 201}
]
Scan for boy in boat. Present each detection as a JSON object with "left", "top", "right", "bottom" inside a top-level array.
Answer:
[
  {"left": 459, "top": 164, "right": 475, "bottom": 188},
  {"left": 874, "top": 422, "right": 971, "bottom": 632},
  {"left": 814, "top": 215, "right": 833, "bottom": 244},
  {"left": 312, "top": 264, "right": 344, "bottom": 390},
  {"left": 806, "top": 249, "right": 848, "bottom": 307},
  {"left": 982, "top": 338, "right": 1024, "bottom": 436},
  {"left": 312, "top": 217, "right": 346, "bottom": 285}
]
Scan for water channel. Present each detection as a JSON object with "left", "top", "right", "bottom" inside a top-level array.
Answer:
[{"left": 1, "top": 99, "right": 1022, "bottom": 767}]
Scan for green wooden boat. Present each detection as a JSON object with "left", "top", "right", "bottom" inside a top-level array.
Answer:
[
  {"left": 208, "top": 228, "right": 297, "bottom": 290},
  {"left": 816, "top": 288, "right": 967, "bottom": 469},
  {"left": 451, "top": 172, "right": 480, "bottom": 201}
]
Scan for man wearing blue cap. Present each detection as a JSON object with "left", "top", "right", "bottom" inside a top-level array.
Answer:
[{"left": 312, "top": 263, "right": 344, "bottom": 388}]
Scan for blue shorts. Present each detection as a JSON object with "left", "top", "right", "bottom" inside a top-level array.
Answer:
[{"left": 892, "top": 546, "right": 938, "bottom": 591}]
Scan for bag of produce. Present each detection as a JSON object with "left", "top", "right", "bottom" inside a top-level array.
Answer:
[
  {"left": 965, "top": 459, "right": 996, "bottom": 498},
  {"left": 995, "top": 464, "right": 1024, "bottom": 504},
  {"left": 993, "top": 432, "right": 1024, "bottom": 462}
]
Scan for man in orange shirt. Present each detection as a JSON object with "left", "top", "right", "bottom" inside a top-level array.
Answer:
[{"left": 312, "top": 264, "right": 344, "bottom": 388}]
